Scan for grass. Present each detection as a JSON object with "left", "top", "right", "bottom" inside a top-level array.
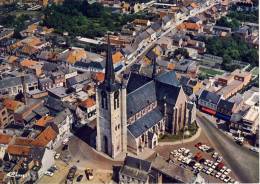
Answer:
[
  {"left": 251, "top": 67, "right": 259, "bottom": 77},
  {"left": 159, "top": 123, "right": 198, "bottom": 142},
  {"left": 199, "top": 67, "right": 225, "bottom": 77}
]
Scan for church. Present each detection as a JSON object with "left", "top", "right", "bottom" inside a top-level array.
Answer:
[{"left": 96, "top": 36, "right": 196, "bottom": 159}]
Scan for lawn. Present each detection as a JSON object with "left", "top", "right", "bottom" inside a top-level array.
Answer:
[
  {"left": 251, "top": 67, "right": 259, "bottom": 77},
  {"left": 199, "top": 67, "right": 225, "bottom": 77},
  {"left": 159, "top": 122, "right": 198, "bottom": 142}
]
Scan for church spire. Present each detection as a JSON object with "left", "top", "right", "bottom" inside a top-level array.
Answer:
[{"left": 104, "top": 34, "right": 116, "bottom": 90}]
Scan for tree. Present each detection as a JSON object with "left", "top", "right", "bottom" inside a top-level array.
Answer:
[
  {"left": 216, "top": 17, "right": 240, "bottom": 31},
  {"left": 173, "top": 48, "right": 189, "bottom": 59}
]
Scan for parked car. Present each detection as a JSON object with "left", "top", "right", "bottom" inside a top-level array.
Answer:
[
  {"left": 54, "top": 153, "right": 61, "bottom": 159},
  {"left": 67, "top": 166, "right": 77, "bottom": 181},
  {"left": 44, "top": 171, "right": 54, "bottom": 177},
  {"left": 76, "top": 175, "right": 83, "bottom": 182},
  {"left": 212, "top": 152, "right": 218, "bottom": 158},
  {"left": 224, "top": 168, "right": 231, "bottom": 175},
  {"left": 215, "top": 172, "right": 222, "bottom": 178},
  {"left": 249, "top": 147, "right": 259, "bottom": 153},
  {"left": 85, "top": 168, "right": 94, "bottom": 180},
  {"left": 62, "top": 138, "right": 69, "bottom": 145},
  {"left": 224, "top": 176, "right": 231, "bottom": 183}
]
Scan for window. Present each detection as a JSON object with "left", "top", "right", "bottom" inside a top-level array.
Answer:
[
  {"left": 114, "top": 91, "right": 120, "bottom": 110},
  {"left": 101, "top": 91, "right": 108, "bottom": 109}
]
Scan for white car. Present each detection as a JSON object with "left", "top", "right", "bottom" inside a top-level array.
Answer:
[
  {"left": 178, "top": 148, "right": 186, "bottom": 153},
  {"left": 183, "top": 149, "right": 190, "bottom": 156},
  {"left": 208, "top": 161, "right": 214, "bottom": 167},
  {"left": 249, "top": 147, "right": 259, "bottom": 153},
  {"left": 220, "top": 174, "right": 226, "bottom": 181},
  {"left": 54, "top": 153, "right": 61, "bottom": 159},
  {"left": 224, "top": 176, "right": 231, "bottom": 182},
  {"left": 178, "top": 156, "right": 184, "bottom": 161},
  {"left": 206, "top": 168, "right": 213, "bottom": 175},
  {"left": 224, "top": 168, "right": 231, "bottom": 175},
  {"left": 215, "top": 172, "right": 222, "bottom": 178},
  {"left": 62, "top": 138, "right": 69, "bottom": 145},
  {"left": 212, "top": 152, "right": 218, "bottom": 158},
  {"left": 44, "top": 171, "right": 54, "bottom": 177},
  {"left": 217, "top": 156, "right": 223, "bottom": 162},
  {"left": 197, "top": 165, "right": 203, "bottom": 171}
]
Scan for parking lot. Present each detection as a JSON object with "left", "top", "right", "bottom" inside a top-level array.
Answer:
[
  {"left": 169, "top": 143, "right": 238, "bottom": 183},
  {"left": 153, "top": 130, "right": 240, "bottom": 183},
  {"left": 38, "top": 159, "right": 113, "bottom": 184}
]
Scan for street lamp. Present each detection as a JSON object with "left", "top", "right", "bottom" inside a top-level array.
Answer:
[{"left": 182, "top": 125, "right": 190, "bottom": 145}]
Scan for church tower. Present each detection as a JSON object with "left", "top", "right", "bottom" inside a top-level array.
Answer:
[{"left": 96, "top": 35, "right": 127, "bottom": 159}]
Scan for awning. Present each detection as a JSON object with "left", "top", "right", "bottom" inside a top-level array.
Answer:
[{"left": 201, "top": 107, "right": 216, "bottom": 115}]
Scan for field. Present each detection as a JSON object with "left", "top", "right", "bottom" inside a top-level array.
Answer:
[{"left": 199, "top": 67, "right": 225, "bottom": 77}]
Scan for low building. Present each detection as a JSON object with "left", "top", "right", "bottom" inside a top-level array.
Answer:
[
  {"left": 216, "top": 99, "right": 239, "bottom": 121},
  {"left": 76, "top": 98, "right": 96, "bottom": 125},
  {"left": 0, "top": 75, "right": 38, "bottom": 96},
  {"left": 216, "top": 69, "right": 252, "bottom": 99},
  {"left": 198, "top": 90, "right": 221, "bottom": 115},
  {"left": 119, "top": 156, "right": 152, "bottom": 184}
]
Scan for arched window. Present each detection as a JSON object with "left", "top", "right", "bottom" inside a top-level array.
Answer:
[
  {"left": 114, "top": 91, "right": 120, "bottom": 110},
  {"left": 101, "top": 91, "right": 108, "bottom": 109}
]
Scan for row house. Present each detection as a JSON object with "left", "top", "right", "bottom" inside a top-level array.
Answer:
[{"left": 0, "top": 75, "right": 38, "bottom": 96}]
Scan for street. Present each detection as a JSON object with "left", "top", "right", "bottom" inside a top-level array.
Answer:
[
  {"left": 197, "top": 113, "right": 259, "bottom": 183},
  {"left": 117, "top": 1, "right": 217, "bottom": 74}
]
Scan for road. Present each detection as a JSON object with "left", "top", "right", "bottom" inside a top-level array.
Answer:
[
  {"left": 197, "top": 113, "right": 259, "bottom": 183},
  {"left": 117, "top": 1, "right": 217, "bottom": 74}
]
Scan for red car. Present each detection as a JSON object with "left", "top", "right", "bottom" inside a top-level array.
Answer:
[{"left": 195, "top": 142, "right": 202, "bottom": 148}]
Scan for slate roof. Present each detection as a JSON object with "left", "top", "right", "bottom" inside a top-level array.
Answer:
[
  {"left": 42, "top": 62, "right": 58, "bottom": 72},
  {"left": 217, "top": 99, "right": 235, "bottom": 111},
  {"left": 151, "top": 21, "right": 162, "bottom": 32},
  {"left": 187, "top": 16, "right": 201, "bottom": 23},
  {"left": 128, "top": 108, "right": 163, "bottom": 138},
  {"left": 124, "top": 156, "right": 151, "bottom": 172},
  {"left": 127, "top": 81, "right": 156, "bottom": 117},
  {"left": 120, "top": 156, "right": 151, "bottom": 181},
  {"left": 0, "top": 75, "right": 37, "bottom": 89},
  {"left": 44, "top": 96, "right": 65, "bottom": 113},
  {"left": 155, "top": 82, "right": 181, "bottom": 105},
  {"left": 162, "top": 15, "right": 172, "bottom": 24},
  {"left": 199, "top": 90, "right": 221, "bottom": 105},
  {"left": 126, "top": 72, "right": 152, "bottom": 94},
  {"left": 155, "top": 71, "right": 179, "bottom": 87},
  {"left": 66, "top": 72, "right": 91, "bottom": 87},
  {"left": 29, "top": 147, "right": 46, "bottom": 161},
  {"left": 53, "top": 108, "right": 72, "bottom": 126},
  {"left": 179, "top": 76, "right": 190, "bottom": 85}
]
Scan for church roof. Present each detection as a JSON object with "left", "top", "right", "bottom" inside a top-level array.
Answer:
[
  {"left": 155, "top": 82, "right": 181, "bottom": 105},
  {"left": 155, "top": 71, "right": 179, "bottom": 87},
  {"left": 127, "top": 81, "right": 156, "bottom": 117},
  {"left": 128, "top": 108, "right": 163, "bottom": 138},
  {"left": 126, "top": 72, "right": 152, "bottom": 94}
]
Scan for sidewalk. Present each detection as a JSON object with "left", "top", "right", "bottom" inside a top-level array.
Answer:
[{"left": 158, "top": 127, "right": 201, "bottom": 146}]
